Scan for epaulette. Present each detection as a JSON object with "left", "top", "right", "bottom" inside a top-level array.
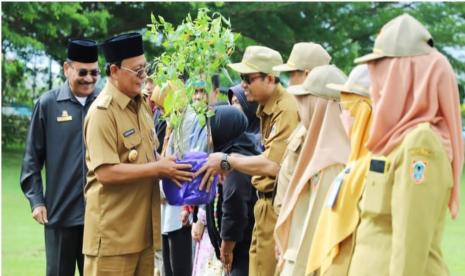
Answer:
[{"left": 96, "top": 94, "right": 112, "bottom": 109}]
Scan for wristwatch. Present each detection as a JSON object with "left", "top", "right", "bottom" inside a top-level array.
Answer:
[{"left": 220, "top": 153, "right": 232, "bottom": 171}]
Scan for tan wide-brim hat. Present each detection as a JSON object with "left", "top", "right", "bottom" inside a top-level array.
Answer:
[
  {"left": 273, "top": 42, "right": 331, "bottom": 72},
  {"left": 355, "top": 13, "right": 434, "bottom": 64},
  {"left": 287, "top": 65, "right": 347, "bottom": 100},
  {"left": 151, "top": 80, "right": 184, "bottom": 108},
  {"left": 150, "top": 85, "right": 163, "bottom": 105},
  {"left": 228, "top": 45, "right": 283, "bottom": 77},
  {"left": 326, "top": 64, "right": 370, "bottom": 97}
]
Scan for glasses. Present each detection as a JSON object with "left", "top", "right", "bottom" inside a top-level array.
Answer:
[
  {"left": 240, "top": 73, "right": 265, "bottom": 85},
  {"left": 121, "top": 63, "right": 151, "bottom": 78},
  {"left": 68, "top": 63, "right": 99, "bottom": 77}
]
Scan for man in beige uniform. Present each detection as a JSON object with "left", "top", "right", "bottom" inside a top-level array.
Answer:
[
  {"left": 83, "top": 32, "right": 193, "bottom": 276},
  {"left": 197, "top": 46, "right": 299, "bottom": 276},
  {"left": 272, "top": 42, "right": 331, "bottom": 214}
]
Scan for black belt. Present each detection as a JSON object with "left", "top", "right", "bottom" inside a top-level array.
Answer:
[{"left": 256, "top": 190, "right": 274, "bottom": 199}]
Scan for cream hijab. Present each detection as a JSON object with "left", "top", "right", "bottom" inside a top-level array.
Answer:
[
  {"left": 274, "top": 93, "right": 350, "bottom": 256},
  {"left": 306, "top": 93, "right": 372, "bottom": 274}
]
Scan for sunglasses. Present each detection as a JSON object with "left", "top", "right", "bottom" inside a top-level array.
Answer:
[
  {"left": 121, "top": 63, "right": 152, "bottom": 78},
  {"left": 240, "top": 73, "right": 265, "bottom": 85},
  {"left": 68, "top": 63, "right": 99, "bottom": 77}
]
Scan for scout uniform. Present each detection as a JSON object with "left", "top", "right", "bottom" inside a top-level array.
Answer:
[
  {"left": 275, "top": 65, "right": 349, "bottom": 276},
  {"left": 83, "top": 33, "right": 160, "bottom": 276},
  {"left": 347, "top": 14, "right": 464, "bottom": 276},
  {"left": 349, "top": 123, "right": 453, "bottom": 276},
  {"left": 272, "top": 42, "right": 332, "bottom": 214},
  {"left": 20, "top": 39, "right": 99, "bottom": 276},
  {"left": 228, "top": 46, "right": 300, "bottom": 276},
  {"left": 273, "top": 125, "right": 306, "bottom": 214},
  {"left": 306, "top": 64, "right": 373, "bottom": 276}
]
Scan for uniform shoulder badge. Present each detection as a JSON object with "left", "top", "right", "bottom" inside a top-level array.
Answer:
[
  {"left": 96, "top": 94, "right": 112, "bottom": 110},
  {"left": 411, "top": 160, "right": 428, "bottom": 184}
]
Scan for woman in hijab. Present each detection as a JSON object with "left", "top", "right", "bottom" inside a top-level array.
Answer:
[
  {"left": 348, "top": 14, "right": 463, "bottom": 276},
  {"left": 306, "top": 64, "right": 373, "bottom": 276},
  {"left": 274, "top": 65, "right": 350, "bottom": 276},
  {"left": 228, "top": 84, "right": 262, "bottom": 152},
  {"left": 192, "top": 105, "right": 260, "bottom": 275}
]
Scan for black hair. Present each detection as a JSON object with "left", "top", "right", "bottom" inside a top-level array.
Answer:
[{"left": 105, "top": 61, "right": 122, "bottom": 77}]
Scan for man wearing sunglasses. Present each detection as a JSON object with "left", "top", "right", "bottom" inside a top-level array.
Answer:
[
  {"left": 83, "top": 32, "right": 194, "bottom": 275},
  {"left": 20, "top": 39, "right": 100, "bottom": 276},
  {"left": 196, "top": 45, "right": 299, "bottom": 276}
]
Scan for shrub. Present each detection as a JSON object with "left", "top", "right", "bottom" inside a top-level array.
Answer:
[{"left": 2, "top": 114, "right": 30, "bottom": 149}]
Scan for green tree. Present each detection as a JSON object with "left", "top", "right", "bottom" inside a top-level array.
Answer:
[
  {"left": 207, "top": 2, "right": 465, "bottom": 81},
  {"left": 1, "top": 2, "right": 110, "bottom": 104},
  {"left": 148, "top": 8, "right": 237, "bottom": 155},
  {"left": 2, "top": 2, "right": 109, "bottom": 61},
  {"left": 2, "top": 2, "right": 465, "bottom": 106}
]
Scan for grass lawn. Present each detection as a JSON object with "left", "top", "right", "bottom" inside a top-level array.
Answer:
[
  {"left": 2, "top": 148, "right": 45, "bottom": 276},
  {"left": 2, "top": 147, "right": 465, "bottom": 275}
]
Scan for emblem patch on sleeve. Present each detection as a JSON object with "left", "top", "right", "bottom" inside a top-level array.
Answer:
[{"left": 411, "top": 160, "right": 427, "bottom": 184}]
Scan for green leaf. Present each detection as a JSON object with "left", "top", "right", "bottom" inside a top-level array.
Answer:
[
  {"left": 197, "top": 115, "right": 206, "bottom": 127},
  {"left": 222, "top": 68, "right": 234, "bottom": 84},
  {"left": 206, "top": 109, "right": 216, "bottom": 118}
]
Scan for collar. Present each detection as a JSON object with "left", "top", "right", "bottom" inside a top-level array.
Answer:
[
  {"left": 56, "top": 81, "right": 74, "bottom": 102},
  {"left": 104, "top": 80, "right": 133, "bottom": 110},
  {"left": 258, "top": 84, "right": 284, "bottom": 116}
]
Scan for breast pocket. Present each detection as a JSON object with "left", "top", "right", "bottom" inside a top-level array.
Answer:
[
  {"left": 122, "top": 133, "right": 142, "bottom": 163},
  {"left": 361, "top": 169, "right": 392, "bottom": 215},
  {"left": 288, "top": 135, "right": 302, "bottom": 152},
  {"left": 285, "top": 138, "right": 302, "bottom": 173}
]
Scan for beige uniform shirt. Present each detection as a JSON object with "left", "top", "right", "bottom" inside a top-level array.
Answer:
[
  {"left": 349, "top": 123, "right": 451, "bottom": 276},
  {"left": 274, "top": 124, "right": 306, "bottom": 213},
  {"left": 83, "top": 81, "right": 160, "bottom": 256},
  {"left": 253, "top": 84, "right": 300, "bottom": 193},
  {"left": 281, "top": 164, "right": 344, "bottom": 276}
]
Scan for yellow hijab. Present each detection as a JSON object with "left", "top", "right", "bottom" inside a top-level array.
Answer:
[{"left": 306, "top": 92, "right": 372, "bottom": 275}]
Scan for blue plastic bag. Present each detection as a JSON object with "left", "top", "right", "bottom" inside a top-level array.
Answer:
[{"left": 162, "top": 151, "right": 218, "bottom": 205}]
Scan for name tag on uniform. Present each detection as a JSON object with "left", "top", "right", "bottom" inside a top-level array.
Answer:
[
  {"left": 123, "top": 128, "right": 135, "bottom": 137},
  {"left": 56, "top": 110, "right": 72, "bottom": 122},
  {"left": 326, "top": 166, "right": 352, "bottom": 208},
  {"left": 369, "top": 158, "right": 388, "bottom": 174}
]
